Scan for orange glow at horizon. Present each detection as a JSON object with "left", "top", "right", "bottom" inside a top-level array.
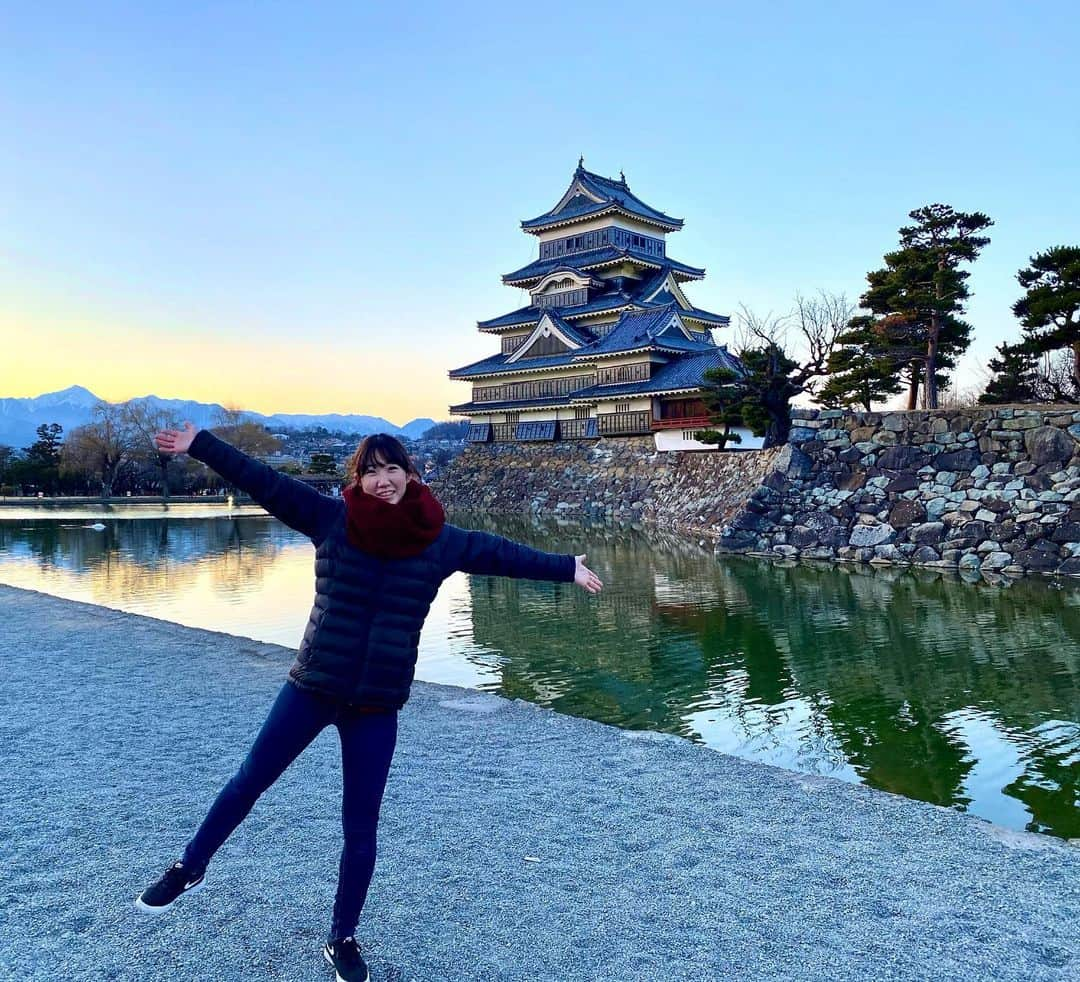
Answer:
[{"left": 5, "top": 318, "right": 476, "bottom": 424}]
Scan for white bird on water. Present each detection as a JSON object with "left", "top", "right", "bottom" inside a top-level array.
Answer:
[{"left": 85, "top": 523, "right": 106, "bottom": 531}]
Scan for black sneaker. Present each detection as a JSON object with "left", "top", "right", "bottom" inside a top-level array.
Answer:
[
  {"left": 323, "top": 936, "right": 369, "bottom": 982},
  {"left": 133, "top": 860, "right": 205, "bottom": 914}
]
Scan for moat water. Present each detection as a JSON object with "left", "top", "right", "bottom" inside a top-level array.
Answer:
[{"left": 1, "top": 503, "right": 1077, "bottom": 839}]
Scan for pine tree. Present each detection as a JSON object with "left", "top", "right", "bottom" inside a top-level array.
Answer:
[
  {"left": 696, "top": 365, "right": 747, "bottom": 449},
  {"left": 700, "top": 344, "right": 803, "bottom": 448},
  {"left": 979, "top": 342, "right": 1039, "bottom": 405},
  {"left": 819, "top": 315, "right": 904, "bottom": 410},
  {"left": 857, "top": 204, "right": 991, "bottom": 409},
  {"left": 26, "top": 422, "right": 63, "bottom": 466},
  {"left": 1012, "top": 246, "right": 1080, "bottom": 391},
  {"left": 698, "top": 295, "right": 852, "bottom": 447}
]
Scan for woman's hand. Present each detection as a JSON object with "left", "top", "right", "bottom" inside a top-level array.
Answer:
[
  {"left": 574, "top": 554, "right": 603, "bottom": 594},
  {"left": 154, "top": 421, "right": 199, "bottom": 455}
]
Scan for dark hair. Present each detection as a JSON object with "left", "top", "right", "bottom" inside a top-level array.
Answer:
[{"left": 346, "top": 433, "right": 420, "bottom": 487}]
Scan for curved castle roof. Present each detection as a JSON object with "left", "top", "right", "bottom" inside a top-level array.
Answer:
[{"left": 520, "top": 162, "right": 684, "bottom": 234}]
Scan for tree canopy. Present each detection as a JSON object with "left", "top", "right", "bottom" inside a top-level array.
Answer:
[
  {"left": 1013, "top": 245, "right": 1080, "bottom": 390},
  {"left": 846, "top": 204, "right": 991, "bottom": 409}
]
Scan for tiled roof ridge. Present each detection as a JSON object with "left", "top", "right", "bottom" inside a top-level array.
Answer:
[
  {"left": 502, "top": 246, "right": 704, "bottom": 285},
  {"left": 521, "top": 162, "right": 684, "bottom": 231}
]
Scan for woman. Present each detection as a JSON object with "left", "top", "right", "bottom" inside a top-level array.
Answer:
[{"left": 134, "top": 423, "right": 603, "bottom": 982}]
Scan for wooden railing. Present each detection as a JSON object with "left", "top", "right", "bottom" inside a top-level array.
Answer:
[
  {"left": 597, "top": 411, "right": 651, "bottom": 436},
  {"left": 561, "top": 418, "right": 595, "bottom": 439},
  {"left": 474, "top": 374, "right": 596, "bottom": 403},
  {"left": 651, "top": 416, "right": 713, "bottom": 431}
]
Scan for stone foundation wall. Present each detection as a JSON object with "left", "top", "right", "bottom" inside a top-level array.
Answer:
[
  {"left": 431, "top": 438, "right": 782, "bottom": 539},
  {"left": 719, "top": 406, "right": 1080, "bottom": 576}
]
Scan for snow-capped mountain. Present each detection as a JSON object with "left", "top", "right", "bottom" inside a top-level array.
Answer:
[
  {"left": 0, "top": 387, "right": 438, "bottom": 448},
  {"left": 0, "top": 386, "right": 102, "bottom": 447}
]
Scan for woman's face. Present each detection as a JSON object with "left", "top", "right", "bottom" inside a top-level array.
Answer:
[{"left": 360, "top": 454, "right": 409, "bottom": 504}]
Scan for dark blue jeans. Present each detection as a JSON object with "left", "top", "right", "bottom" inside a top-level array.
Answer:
[{"left": 181, "top": 681, "right": 398, "bottom": 941}]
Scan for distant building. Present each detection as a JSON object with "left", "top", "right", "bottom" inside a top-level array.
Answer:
[{"left": 449, "top": 161, "right": 761, "bottom": 450}]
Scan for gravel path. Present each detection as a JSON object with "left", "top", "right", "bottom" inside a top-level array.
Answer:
[{"left": 2, "top": 583, "right": 1078, "bottom": 981}]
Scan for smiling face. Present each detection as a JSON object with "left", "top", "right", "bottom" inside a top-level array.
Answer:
[{"left": 360, "top": 454, "right": 409, "bottom": 505}]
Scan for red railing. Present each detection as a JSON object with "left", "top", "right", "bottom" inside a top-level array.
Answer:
[{"left": 651, "top": 416, "right": 714, "bottom": 431}]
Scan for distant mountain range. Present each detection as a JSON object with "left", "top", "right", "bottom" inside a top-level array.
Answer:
[{"left": 0, "top": 386, "right": 437, "bottom": 448}]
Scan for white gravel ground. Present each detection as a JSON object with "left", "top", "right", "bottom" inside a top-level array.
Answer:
[{"left": 1, "top": 583, "right": 1078, "bottom": 981}]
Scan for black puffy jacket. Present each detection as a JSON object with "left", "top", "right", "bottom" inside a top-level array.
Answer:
[{"left": 189, "top": 431, "right": 575, "bottom": 709}]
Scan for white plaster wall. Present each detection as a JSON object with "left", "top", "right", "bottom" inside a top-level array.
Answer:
[
  {"left": 535, "top": 215, "right": 670, "bottom": 243},
  {"left": 654, "top": 427, "right": 765, "bottom": 452},
  {"left": 595, "top": 396, "right": 652, "bottom": 413}
]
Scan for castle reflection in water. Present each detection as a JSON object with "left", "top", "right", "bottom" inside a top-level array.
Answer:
[{"left": 1, "top": 508, "right": 1077, "bottom": 839}]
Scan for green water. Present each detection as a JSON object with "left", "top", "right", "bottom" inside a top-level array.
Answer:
[{"left": 1, "top": 504, "right": 1077, "bottom": 838}]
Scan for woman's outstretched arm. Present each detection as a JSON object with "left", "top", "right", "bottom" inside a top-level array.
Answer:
[
  {"left": 442, "top": 526, "right": 603, "bottom": 593},
  {"left": 156, "top": 422, "right": 340, "bottom": 543}
]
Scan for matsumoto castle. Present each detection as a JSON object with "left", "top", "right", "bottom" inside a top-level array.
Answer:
[{"left": 449, "top": 161, "right": 761, "bottom": 451}]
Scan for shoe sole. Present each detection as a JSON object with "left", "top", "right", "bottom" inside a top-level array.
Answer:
[
  {"left": 133, "top": 877, "right": 205, "bottom": 915},
  {"left": 323, "top": 944, "right": 370, "bottom": 982}
]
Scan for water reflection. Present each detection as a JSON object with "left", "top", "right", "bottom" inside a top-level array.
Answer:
[
  {"left": 1, "top": 509, "right": 1077, "bottom": 838},
  {"left": 0, "top": 515, "right": 310, "bottom": 641},
  {"left": 455, "top": 513, "right": 1080, "bottom": 839}
]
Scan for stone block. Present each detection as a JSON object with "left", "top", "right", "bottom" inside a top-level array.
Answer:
[
  {"left": 980, "top": 551, "right": 1012, "bottom": 571},
  {"left": 926, "top": 497, "right": 949, "bottom": 522},
  {"left": 849, "top": 523, "right": 896, "bottom": 547},
  {"left": 1014, "top": 549, "right": 1060, "bottom": 572},
  {"left": 886, "top": 473, "right": 918, "bottom": 493},
  {"left": 1051, "top": 522, "right": 1080, "bottom": 544},
  {"left": 1025, "top": 426, "right": 1073, "bottom": 467},
  {"left": 1002, "top": 416, "right": 1042, "bottom": 430},
  {"left": 932, "top": 451, "right": 973, "bottom": 474},
  {"left": 911, "top": 545, "right": 942, "bottom": 564},
  {"left": 890, "top": 499, "right": 926, "bottom": 528},
  {"left": 909, "top": 522, "right": 946, "bottom": 545},
  {"left": 961, "top": 521, "right": 989, "bottom": 540}
]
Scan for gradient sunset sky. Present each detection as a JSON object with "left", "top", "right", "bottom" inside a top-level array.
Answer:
[{"left": 5, "top": 2, "right": 1078, "bottom": 425}]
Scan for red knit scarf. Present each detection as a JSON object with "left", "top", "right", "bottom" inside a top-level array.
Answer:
[{"left": 342, "top": 480, "right": 446, "bottom": 558}]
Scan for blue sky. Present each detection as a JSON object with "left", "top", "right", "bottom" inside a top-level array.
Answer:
[{"left": 4, "top": 0, "right": 1078, "bottom": 423}]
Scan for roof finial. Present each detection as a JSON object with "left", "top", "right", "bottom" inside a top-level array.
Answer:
[
  {"left": 619, "top": 169, "right": 626, "bottom": 184},
  {"left": 577, "top": 155, "right": 584, "bottom": 170}
]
